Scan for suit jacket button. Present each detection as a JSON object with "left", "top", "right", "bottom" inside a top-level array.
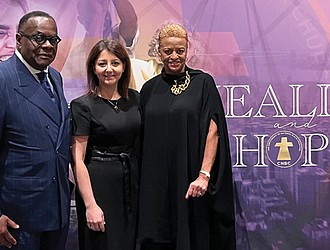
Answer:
[{"left": 46, "top": 124, "right": 50, "bottom": 129}]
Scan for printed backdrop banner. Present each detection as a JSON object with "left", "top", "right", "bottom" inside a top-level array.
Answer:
[{"left": 1, "top": 0, "right": 330, "bottom": 249}]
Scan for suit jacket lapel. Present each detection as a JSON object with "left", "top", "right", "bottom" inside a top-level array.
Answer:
[
  {"left": 13, "top": 56, "right": 61, "bottom": 125},
  {"left": 48, "top": 67, "right": 68, "bottom": 149}
]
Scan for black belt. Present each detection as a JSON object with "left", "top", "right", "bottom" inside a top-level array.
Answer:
[{"left": 90, "top": 147, "right": 133, "bottom": 221}]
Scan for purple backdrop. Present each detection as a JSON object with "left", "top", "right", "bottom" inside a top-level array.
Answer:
[{"left": 1, "top": 0, "right": 330, "bottom": 249}]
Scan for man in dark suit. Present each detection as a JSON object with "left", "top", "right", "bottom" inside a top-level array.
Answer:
[{"left": 0, "top": 11, "right": 71, "bottom": 250}]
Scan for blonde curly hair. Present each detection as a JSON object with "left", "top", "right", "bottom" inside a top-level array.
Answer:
[
  {"left": 158, "top": 23, "right": 188, "bottom": 41},
  {"left": 148, "top": 22, "right": 188, "bottom": 58},
  {"left": 148, "top": 21, "right": 203, "bottom": 67}
]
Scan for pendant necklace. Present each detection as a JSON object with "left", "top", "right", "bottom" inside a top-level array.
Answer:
[
  {"left": 107, "top": 99, "right": 119, "bottom": 111},
  {"left": 98, "top": 94, "right": 120, "bottom": 112}
]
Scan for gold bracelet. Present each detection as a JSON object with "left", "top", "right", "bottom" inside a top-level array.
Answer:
[{"left": 199, "top": 170, "right": 210, "bottom": 179}]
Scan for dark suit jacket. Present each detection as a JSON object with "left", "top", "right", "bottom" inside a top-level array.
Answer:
[{"left": 0, "top": 54, "right": 71, "bottom": 231}]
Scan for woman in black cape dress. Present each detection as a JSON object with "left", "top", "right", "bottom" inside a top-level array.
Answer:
[{"left": 137, "top": 23, "right": 236, "bottom": 250}]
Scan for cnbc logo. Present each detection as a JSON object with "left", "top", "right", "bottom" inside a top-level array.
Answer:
[{"left": 266, "top": 131, "right": 303, "bottom": 168}]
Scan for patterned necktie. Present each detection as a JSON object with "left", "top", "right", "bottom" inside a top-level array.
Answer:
[{"left": 37, "top": 72, "right": 57, "bottom": 104}]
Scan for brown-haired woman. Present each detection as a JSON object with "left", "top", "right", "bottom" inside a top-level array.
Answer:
[{"left": 71, "top": 39, "right": 140, "bottom": 250}]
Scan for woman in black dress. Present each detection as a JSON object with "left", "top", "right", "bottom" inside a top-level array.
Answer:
[
  {"left": 137, "top": 24, "right": 236, "bottom": 250},
  {"left": 71, "top": 39, "right": 140, "bottom": 250}
]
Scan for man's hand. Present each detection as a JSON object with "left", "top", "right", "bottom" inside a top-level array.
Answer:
[{"left": 0, "top": 215, "right": 19, "bottom": 248}]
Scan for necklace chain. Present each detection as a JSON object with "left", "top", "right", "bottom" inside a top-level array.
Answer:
[
  {"left": 107, "top": 99, "right": 119, "bottom": 111},
  {"left": 171, "top": 71, "right": 191, "bottom": 95},
  {"left": 98, "top": 94, "right": 119, "bottom": 112}
]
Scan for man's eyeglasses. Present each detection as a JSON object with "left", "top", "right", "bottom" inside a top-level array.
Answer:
[{"left": 19, "top": 32, "right": 61, "bottom": 46}]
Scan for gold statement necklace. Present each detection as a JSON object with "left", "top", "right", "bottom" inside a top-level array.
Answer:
[{"left": 171, "top": 71, "right": 191, "bottom": 95}]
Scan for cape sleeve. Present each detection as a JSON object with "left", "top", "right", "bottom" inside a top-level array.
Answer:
[{"left": 199, "top": 73, "right": 235, "bottom": 220}]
